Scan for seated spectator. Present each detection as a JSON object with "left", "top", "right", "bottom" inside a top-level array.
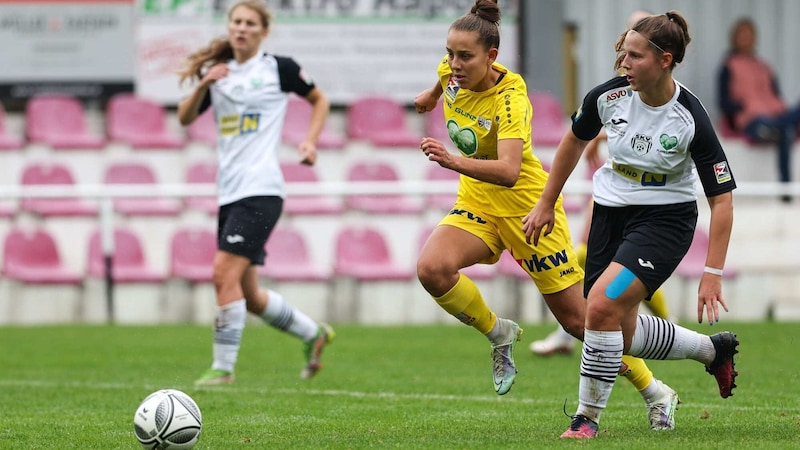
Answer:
[{"left": 718, "top": 18, "right": 800, "bottom": 199}]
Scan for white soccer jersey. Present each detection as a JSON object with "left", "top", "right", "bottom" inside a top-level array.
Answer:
[
  {"left": 198, "top": 53, "right": 315, "bottom": 206},
  {"left": 572, "top": 76, "right": 736, "bottom": 207}
]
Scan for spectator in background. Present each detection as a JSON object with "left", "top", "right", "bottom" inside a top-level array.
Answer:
[
  {"left": 176, "top": 0, "right": 334, "bottom": 386},
  {"left": 718, "top": 18, "right": 800, "bottom": 201}
]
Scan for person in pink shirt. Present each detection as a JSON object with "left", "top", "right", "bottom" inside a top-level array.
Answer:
[{"left": 718, "top": 18, "right": 800, "bottom": 200}]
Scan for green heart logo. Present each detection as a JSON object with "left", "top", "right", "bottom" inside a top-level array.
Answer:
[
  {"left": 659, "top": 134, "right": 678, "bottom": 150},
  {"left": 447, "top": 120, "right": 477, "bottom": 156}
]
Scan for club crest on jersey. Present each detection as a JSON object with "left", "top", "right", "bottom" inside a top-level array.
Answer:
[
  {"left": 713, "top": 161, "right": 732, "bottom": 183},
  {"left": 630, "top": 133, "right": 652, "bottom": 156},
  {"left": 444, "top": 75, "right": 460, "bottom": 103}
]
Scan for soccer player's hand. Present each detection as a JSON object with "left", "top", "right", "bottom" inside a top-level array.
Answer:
[
  {"left": 414, "top": 88, "right": 439, "bottom": 114},
  {"left": 201, "top": 63, "right": 229, "bottom": 87},
  {"left": 696, "top": 273, "right": 729, "bottom": 325},
  {"left": 298, "top": 141, "right": 317, "bottom": 166},
  {"left": 522, "top": 203, "right": 555, "bottom": 246},
  {"left": 419, "top": 137, "right": 453, "bottom": 167}
]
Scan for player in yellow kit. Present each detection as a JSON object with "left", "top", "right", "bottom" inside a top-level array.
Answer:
[{"left": 414, "top": 0, "right": 678, "bottom": 430}]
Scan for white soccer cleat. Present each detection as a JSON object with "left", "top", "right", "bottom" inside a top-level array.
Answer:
[{"left": 529, "top": 326, "right": 575, "bottom": 356}]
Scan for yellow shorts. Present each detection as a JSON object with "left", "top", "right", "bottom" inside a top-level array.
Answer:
[{"left": 438, "top": 202, "right": 584, "bottom": 294}]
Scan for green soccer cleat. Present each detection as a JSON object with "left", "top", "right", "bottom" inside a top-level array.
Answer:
[
  {"left": 194, "top": 368, "right": 234, "bottom": 387},
  {"left": 301, "top": 323, "right": 336, "bottom": 380},
  {"left": 491, "top": 319, "right": 523, "bottom": 395}
]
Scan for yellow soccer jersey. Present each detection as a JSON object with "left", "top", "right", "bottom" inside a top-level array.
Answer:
[{"left": 437, "top": 57, "right": 547, "bottom": 217}]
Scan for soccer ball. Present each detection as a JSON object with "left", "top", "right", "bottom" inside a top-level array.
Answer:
[{"left": 133, "top": 389, "right": 202, "bottom": 449}]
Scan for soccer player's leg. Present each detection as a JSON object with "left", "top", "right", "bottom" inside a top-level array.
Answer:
[
  {"left": 419, "top": 214, "right": 522, "bottom": 395},
  {"left": 620, "top": 356, "right": 679, "bottom": 430}
]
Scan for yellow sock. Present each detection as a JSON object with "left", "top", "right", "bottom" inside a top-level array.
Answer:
[
  {"left": 646, "top": 288, "right": 671, "bottom": 320},
  {"left": 433, "top": 273, "right": 496, "bottom": 334},
  {"left": 619, "top": 356, "right": 654, "bottom": 392}
]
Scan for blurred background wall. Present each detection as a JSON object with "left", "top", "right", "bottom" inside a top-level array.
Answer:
[{"left": 524, "top": 0, "right": 800, "bottom": 124}]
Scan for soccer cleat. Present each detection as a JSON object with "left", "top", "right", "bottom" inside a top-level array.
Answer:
[
  {"left": 301, "top": 322, "right": 336, "bottom": 380},
  {"left": 491, "top": 319, "right": 523, "bottom": 395},
  {"left": 705, "top": 331, "right": 739, "bottom": 398},
  {"left": 194, "top": 368, "right": 234, "bottom": 387},
  {"left": 560, "top": 414, "right": 598, "bottom": 439},
  {"left": 646, "top": 380, "right": 680, "bottom": 430},
  {"left": 528, "top": 326, "right": 575, "bottom": 356}
]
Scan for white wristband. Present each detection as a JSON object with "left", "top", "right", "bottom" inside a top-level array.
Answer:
[{"left": 704, "top": 266, "right": 723, "bottom": 276}]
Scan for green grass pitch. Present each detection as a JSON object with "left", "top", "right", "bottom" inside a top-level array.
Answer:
[{"left": 0, "top": 321, "right": 797, "bottom": 449}]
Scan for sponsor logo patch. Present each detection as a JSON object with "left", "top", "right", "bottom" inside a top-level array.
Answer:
[{"left": 713, "top": 161, "right": 732, "bottom": 183}]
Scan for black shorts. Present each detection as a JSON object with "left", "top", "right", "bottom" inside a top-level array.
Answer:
[
  {"left": 217, "top": 196, "right": 283, "bottom": 265},
  {"left": 584, "top": 201, "right": 697, "bottom": 298}
]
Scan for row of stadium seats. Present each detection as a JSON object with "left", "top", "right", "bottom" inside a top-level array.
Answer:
[
  {"left": 0, "top": 216, "right": 736, "bottom": 325},
  {"left": 0, "top": 91, "right": 570, "bottom": 152},
  {"left": 0, "top": 222, "right": 537, "bottom": 325},
  {"left": 0, "top": 223, "right": 530, "bottom": 284}
]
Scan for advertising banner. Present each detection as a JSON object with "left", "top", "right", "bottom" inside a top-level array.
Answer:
[
  {"left": 0, "top": 0, "right": 135, "bottom": 99},
  {"left": 138, "top": 0, "right": 519, "bottom": 106}
]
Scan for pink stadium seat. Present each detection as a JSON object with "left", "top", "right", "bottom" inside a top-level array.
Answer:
[
  {"left": 424, "top": 164, "right": 459, "bottom": 211},
  {"left": 87, "top": 227, "right": 164, "bottom": 282},
  {"left": 418, "top": 226, "right": 495, "bottom": 280},
  {"left": 25, "top": 94, "right": 105, "bottom": 149},
  {"left": 538, "top": 159, "right": 586, "bottom": 215},
  {"left": 0, "top": 202, "right": 15, "bottom": 218},
  {"left": 106, "top": 94, "right": 186, "bottom": 149},
  {"left": 346, "top": 96, "right": 423, "bottom": 148},
  {"left": 334, "top": 226, "right": 414, "bottom": 281},
  {"left": 0, "top": 102, "right": 24, "bottom": 150},
  {"left": 529, "top": 91, "right": 567, "bottom": 147},
  {"left": 20, "top": 162, "right": 97, "bottom": 217},
  {"left": 103, "top": 162, "right": 182, "bottom": 216},
  {"left": 170, "top": 227, "right": 216, "bottom": 283},
  {"left": 423, "top": 99, "right": 451, "bottom": 142},
  {"left": 675, "top": 228, "right": 739, "bottom": 280},
  {"left": 259, "top": 227, "right": 330, "bottom": 281},
  {"left": 283, "top": 96, "right": 346, "bottom": 150},
  {"left": 497, "top": 251, "right": 531, "bottom": 280},
  {"left": 184, "top": 161, "right": 218, "bottom": 215},
  {"left": 186, "top": 107, "right": 218, "bottom": 147},
  {"left": 280, "top": 162, "right": 344, "bottom": 215},
  {"left": 345, "top": 161, "right": 424, "bottom": 214},
  {"left": 2, "top": 228, "right": 82, "bottom": 284}
]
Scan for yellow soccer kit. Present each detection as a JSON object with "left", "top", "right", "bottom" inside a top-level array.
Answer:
[{"left": 434, "top": 57, "right": 583, "bottom": 294}]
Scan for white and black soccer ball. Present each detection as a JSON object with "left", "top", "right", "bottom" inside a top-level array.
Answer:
[{"left": 133, "top": 389, "right": 203, "bottom": 449}]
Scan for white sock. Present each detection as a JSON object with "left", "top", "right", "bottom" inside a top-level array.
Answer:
[
  {"left": 640, "top": 379, "right": 661, "bottom": 402},
  {"left": 629, "top": 315, "right": 716, "bottom": 364},
  {"left": 211, "top": 299, "right": 246, "bottom": 373},
  {"left": 554, "top": 324, "right": 574, "bottom": 343},
  {"left": 486, "top": 317, "right": 503, "bottom": 341},
  {"left": 260, "top": 289, "right": 318, "bottom": 342},
  {"left": 575, "top": 329, "right": 623, "bottom": 423}
]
